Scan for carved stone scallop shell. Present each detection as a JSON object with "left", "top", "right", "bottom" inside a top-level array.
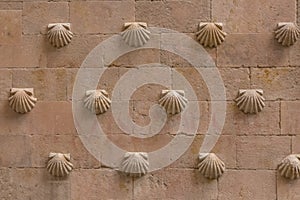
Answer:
[
  {"left": 159, "top": 90, "right": 188, "bottom": 115},
  {"left": 235, "top": 89, "right": 265, "bottom": 114},
  {"left": 84, "top": 90, "right": 111, "bottom": 115},
  {"left": 196, "top": 22, "right": 227, "bottom": 48},
  {"left": 8, "top": 88, "right": 37, "bottom": 114},
  {"left": 198, "top": 153, "right": 225, "bottom": 179},
  {"left": 120, "top": 152, "right": 149, "bottom": 177},
  {"left": 278, "top": 154, "right": 300, "bottom": 180},
  {"left": 47, "top": 23, "right": 73, "bottom": 48},
  {"left": 47, "top": 153, "right": 73, "bottom": 177},
  {"left": 121, "top": 22, "right": 150, "bottom": 47},
  {"left": 275, "top": 22, "right": 300, "bottom": 46}
]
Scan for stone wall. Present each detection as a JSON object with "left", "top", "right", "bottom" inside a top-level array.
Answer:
[{"left": 0, "top": 0, "right": 299, "bottom": 199}]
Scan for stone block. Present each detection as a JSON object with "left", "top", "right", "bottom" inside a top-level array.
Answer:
[
  {"left": 281, "top": 101, "right": 300, "bottom": 135},
  {"left": 23, "top": 2, "right": 69, "bottom": 34},
  {"left": 0, "top": 70, "right": 12, "bottom": 100},
  {"left": 0, "top": 135, "right": 31, "bottom": 167},
  {"left": 236, "top": 136, "right": 291, "bottom": 169},
  {"left": 0, "top": 2, "right": 22, "bottom": 10},
  {"left": 47, "top": 34, "right": 110, "bottom": 68},
  {"left": 0, "top": 101, "right": 76, "bottom": 136},
  {"left": 30, "top": 134, "right": 100, "bottom": 169},
  {"left": 219, "top": 68, "right": 250, "bottom": 100},
  {"left": 71, "top": 169, "right": 132, "bottom": 200},
  {"left": 212, "top": 0, "right": 295, "bottom": 33},
  {"left": 133, "top": 168, "right": 218, "bottom": 200},
  {"left": 0, "top": 35, "right": 46, "bottom": 68},
  {"left": 222, "top": 102, "right": 280, "bottom": 135},
  {"left": 211, "top": 135, "right": 236, "bottom": 169},
  {"left": 70, "top": 1, "right": 135, "bottom": 34},
  {"left": 289, "top": 40, "right": 300, "bottom": 66},
  {"left": 217, "top": 34, "right": 290, "bottom": 67},
  {"left": 136, "top": 0, "right": 210, "bottom": 33},
  {"left": 12, "top": 69, "right": 68, "bottom": 101},
  {"left": 218, "top": 170, "right": 276, "bottom": 200},
  {"left": 251, "top": 67, "right": 300, "bottom": 100},
  {"left": 107, "top": 133, "right": 174, "bottom": 153},
  {"left": 0, "top": 10, "right": 21, "bottom": 45},
  {"left": 292, "top": 136, "right": 300, "bottom": 153}
]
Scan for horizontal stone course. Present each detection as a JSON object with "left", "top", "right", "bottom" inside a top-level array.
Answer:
[{"left": 0, "top": 1, "right": 298, "bottom": 199}]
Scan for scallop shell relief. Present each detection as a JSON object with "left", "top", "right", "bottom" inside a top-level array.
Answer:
[
  {"left": 235, "top": 89, "right": 265, "bottom": 114},
  {"left": 275, "top": 22, "right": 300, "bottom": 46},
  {"left": 278, "top": 154, "right": 300, "bottom": 180},
  {"left": 159, "top": 90, "right": 188, "bottom": 115},
  {"left": 198, "top": 153, "right": 225, "bottom": 179},
  {"left": 196, "top": 22, "right": 227, "bottom": 48},
  {"left": 84, "top": 90, "right": 111, "bottom": 115},
  {"left": 9, "top": 88, "right": 37, "bottom": 114},
  {"left": 47, "top": 153, "right": 73, "bottom": 177},
  {"left": 121, "top": 22, "right": 150, "bottom": 47},
  {"left": 47, "top": 23, "right": 73, "bottom": 48},
  {"left": 120, "top": 152, "right": 149, "bottom": 177}
]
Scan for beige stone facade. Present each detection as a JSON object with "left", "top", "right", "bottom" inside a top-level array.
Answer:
[{"left": 0, "top": 0, "right": 299, "bottom": 199}]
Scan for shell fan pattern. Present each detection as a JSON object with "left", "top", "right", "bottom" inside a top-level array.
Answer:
[
  {"left": 120, "top": 152, "right": 149, "bottom": 177},
  {"left": 84, "top": 90, "right": 111, "bottom": 115},
  {"left": 8, "top": 88, "right": 37, "bottom": 114},
  {"left": 196, "top": 22, "right": 227, "bottom": 48},
  {"left": 278, "top": 154, "right": 300, "bottom": 180},
  {"left": 47, "top": 23, "right": 73, "bottom": 48},
  {"left": 159, "top": 90, "right": 188, "bottom": 115},
  {"left": 275, "top": 22, "right": 300, "bottom": 46},
  {"left": 198, "top": 153, "right": 225, "bottom": 179},
  {"left": 47, "top": 153, "right": 73, "bottom": 177},
  {"left": 121, "top": 22, "right": 151, "bottom": 47},
  {"left": 235, "top": 89, "right": 265, "bottom": 114}
]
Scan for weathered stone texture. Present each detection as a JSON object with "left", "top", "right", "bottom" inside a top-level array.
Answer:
[
  {"left": 136, "top": 0, "right": 210, "bottom": 33},
  {"left": 236, "top": 136, "right": 291, "bottom": 169},
  {"left": 0, "top": 1, "right": 298, "bottom": 199},
  {"left": 212, "top": 0, "right": 295, "bottom": 33},
  {"left": 133, "top": 169, "right": 218, "bottom": 200},
  {"left": 71, "top": 169, "right": 132, "bottom": 200},
  {"left": 281, "top": 101, "right": 300, "bottom": 135},
  {"left": 23, "top": 2, "right": 69, "bottom": 34},
  {"left": 217, "top": 34, "right": 290, "bottom": 67},
  {"left": 222, "top": 102, "right": 280, "bottom": 135},
  {"left": 70, "top": 1, "right": 135, "bottom": 34},
  {"left": 219, "top": 170, "right": 276, "bottom": 200}
]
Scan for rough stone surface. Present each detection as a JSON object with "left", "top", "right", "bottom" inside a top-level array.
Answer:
[
  {"left": 70, "top": 1, "right": 135, "bottom": 34},
  {"left": 212, "top": 0, "right": 295, "bottom": 33},
  {"left": 219, "top": 170, "right": 276, "bottom": 200},
  {"left": 0, "top": 135, "right": 31, "bottom": 167},
  {"left": 251, "top": 68, "right": 300, "bottom": 100},
  {"left": 136, "top": 0, "right": 210, "bottom": 33},
  {"left": 281, "top": 101, "right": 300, "bottom": 135},
  {"left": 0, "top": 35, "right": 46, "bottom": 68},
  {"left": 12, "top": 69, "right": 68, "bottom": 101},
  {"left": 0, "top": 11, "right": 22, "bottom": 45},
  {"left": 23, "top": 2, "right": 69, "bottom": 34},
  {"left": 71, "top": 169, "right": 133, "bottom": 200},
  {"left": 133, "top": 169, "right": 218, "bottom": 200},
  {"left": 217, "top": 34, "right": 290, "bottom": 67},
  {"left": 222, "top": 102, "right": 280, "bottom": 135},
  {"left": 0, "top": 1, "right": 298, "bottom": 199},
  {"left": 236, "top": 136, "right": 291, "bottom": 169}
]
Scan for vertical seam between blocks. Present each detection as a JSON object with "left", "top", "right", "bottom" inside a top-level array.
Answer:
[
  {"left": 210, "top": 0, "right": 212, "bottom": 21},
  {"left": 279, "top": 101, "right": 282, "bottom": 134},
  {"left": 297, "top": 0, "right": 299, "bottom": 25}
]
